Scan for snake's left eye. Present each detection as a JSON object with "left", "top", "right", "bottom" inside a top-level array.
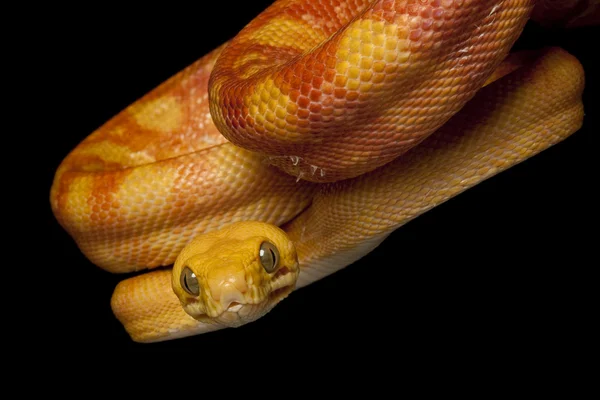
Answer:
[
  {"left": 259, "top": 241, "right": 279, "bottom": 273},
  {"left": 181, "top": 267, "right": 200, "bottom": 296}
]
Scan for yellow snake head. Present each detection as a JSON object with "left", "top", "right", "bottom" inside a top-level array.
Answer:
[{"left": 171, "top": 221, "right": 299, "bottom": 327}]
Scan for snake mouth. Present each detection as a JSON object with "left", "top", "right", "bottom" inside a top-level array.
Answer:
[
  {"left": 224, "top": 285, "right": 292, "bottom": 313},
  {"left": 224, "top": 265, "right": 296, "bottom": 312},
  {"left": 271, "top": 266, "right": 294, "bottom": 290},
  {"left": 209, "top": 264, "right": 298, "bottom": 326},
  {"left": 267, "top": 265, "right": 298, "bottom": 302},
  {"left": 191, "top": 266, "right": 297, "bottom": 326},
  {"left": 227, "top": 302, "right": 244, "bottom": 312}
]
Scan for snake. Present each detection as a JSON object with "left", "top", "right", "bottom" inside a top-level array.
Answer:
[{"left": 50, "top": 0, "right": 591, "bottom": 343}]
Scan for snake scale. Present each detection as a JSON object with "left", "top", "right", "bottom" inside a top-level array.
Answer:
[{"left": 51, "top": 0, "right": 594, "bottom": 342}]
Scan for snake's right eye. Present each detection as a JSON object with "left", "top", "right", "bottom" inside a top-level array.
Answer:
[
  {"left": 181, "top": 267, "right": 200, "bottom": 296},
  {"left": 259, "top": 241, "right": 279, "bottom": 273}
]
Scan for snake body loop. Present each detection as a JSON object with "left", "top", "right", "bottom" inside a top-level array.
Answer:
[
  {"left": 210, "top": 0, "right": 533, "bottom": 181},
  {"left": 50, "top": 0, "right": 590, "bottom": 342}
]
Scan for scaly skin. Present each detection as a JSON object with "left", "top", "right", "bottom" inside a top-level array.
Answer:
[
  {"left": 172, "top": 222, "right": 299, "bottom": 327},
  {"left": 50, "top": 46, "right": 317, "bottom": 273},
  {"left": 51, "top": 1, "right": 590, "bottom": 342},
  {"left": 111, "top": 47, "right": 583, "bottom": 343},
  {"left": 210, "top": 0, "right": 533, "bottom": 181}
]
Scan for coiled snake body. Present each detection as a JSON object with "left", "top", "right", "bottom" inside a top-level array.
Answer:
[{"left": 51, "top": 0, "right": 590, "bottom": 342}]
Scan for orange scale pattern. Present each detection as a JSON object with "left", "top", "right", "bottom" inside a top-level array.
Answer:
[{"left": 209, "top": 0, "right": 535, "bottom": 182}]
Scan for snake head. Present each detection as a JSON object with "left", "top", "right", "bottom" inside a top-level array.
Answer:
[{"left": 171, "top": 221, "right": 299, "bottom": 327}]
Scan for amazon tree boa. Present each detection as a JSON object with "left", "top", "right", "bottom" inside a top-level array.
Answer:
[{"left": 50, "top": 0, "right": 594, "bottom": 342}]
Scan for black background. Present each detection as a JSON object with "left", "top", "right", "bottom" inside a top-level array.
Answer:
[{"left": 38, "top": 2, "right": 596, "bottom": 361}]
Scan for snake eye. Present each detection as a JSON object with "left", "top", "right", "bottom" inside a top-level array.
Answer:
[
  {"left": 259, "top": 241, "right": 279, "bottom": 273},
  {"left": 181, "top": 267, "right": 200, "bottom": 296}
]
